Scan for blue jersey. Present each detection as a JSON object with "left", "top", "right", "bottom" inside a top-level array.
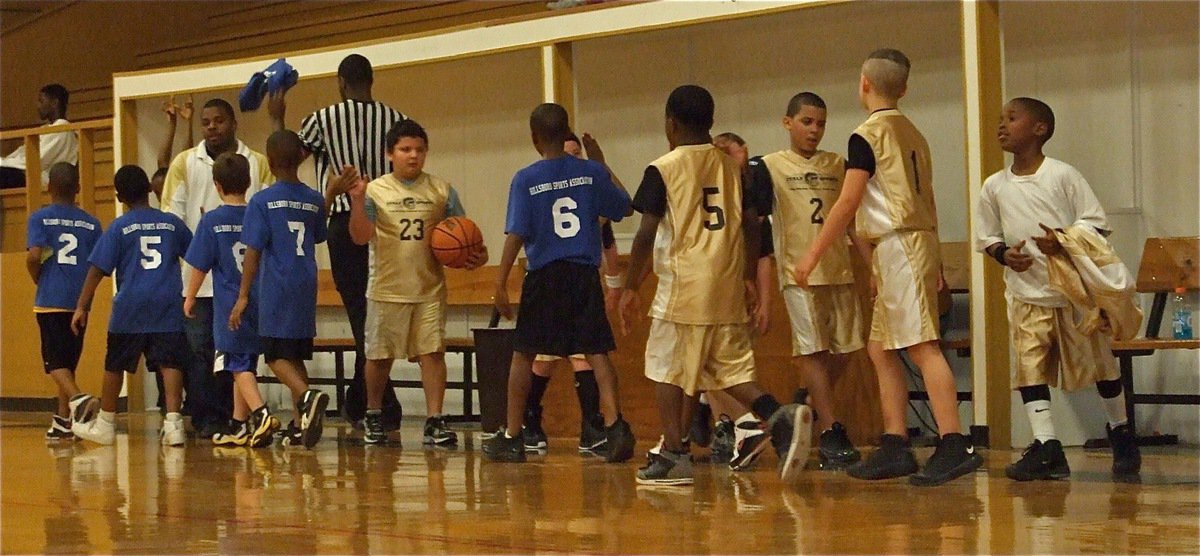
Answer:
[
  {"left": 241, "top": 181, "right": 327, "bottom": 339},
  {"left": 88, "top": 207, "right": 192, "bottom": 334},
  {"left": 185, "top": 205, "right": 260, "bottom": 354},
  {"left": 27, "top": 204, "right": 102, "bottom": 311},
  {"left": 505, "top": 156, "right": 629, "bottom": 271}
]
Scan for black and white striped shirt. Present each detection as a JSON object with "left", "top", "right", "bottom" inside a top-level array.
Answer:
[{"left": 299, "top": 99, "right": 406, "bottom": 214}]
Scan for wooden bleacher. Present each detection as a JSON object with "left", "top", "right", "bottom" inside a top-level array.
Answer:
[
  {"left": 291, "top": 264, "right": 523, "bottom": 421},
  {"left": 1108, "top": 237, "right": 1200, "bottom": 445}
]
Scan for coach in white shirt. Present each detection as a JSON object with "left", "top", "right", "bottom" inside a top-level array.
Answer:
[
  {"left": 161, "top": 97, "right": 272, "bottom": 438},
  {"left": 0, "top": 84, "right": 78, "bottom": 189}
]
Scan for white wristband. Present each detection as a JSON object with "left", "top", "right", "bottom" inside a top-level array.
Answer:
[{"left": 604, "top": 274, "right": 625, "bottom": 289}]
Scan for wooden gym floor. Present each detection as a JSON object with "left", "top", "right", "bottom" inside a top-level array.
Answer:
[{"left": 1, "top": 412, "right": 1197, "bottom": 554}]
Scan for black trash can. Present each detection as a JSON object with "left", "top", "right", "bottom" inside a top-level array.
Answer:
[{"left": 472, "top": 322, "right": 514, "bottom": 434}]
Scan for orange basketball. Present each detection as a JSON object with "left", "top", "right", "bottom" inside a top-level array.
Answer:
[{"left": 430, "top": 216, "right": 483, "bottom": 268}]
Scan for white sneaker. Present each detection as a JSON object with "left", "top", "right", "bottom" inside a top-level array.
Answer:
[
  {"left": 73, "top": 417, "right": 115, "bottom": 445},
  {"left": 160, "top": 417, "right": 186, "bottom": 447},
  {"left": 68, "top": 394, "right": 100, "bottom": 425}
]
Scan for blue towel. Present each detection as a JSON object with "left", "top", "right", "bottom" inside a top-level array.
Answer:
[{"left": 239, "top": 58, "right": 299, "bottom": 112}]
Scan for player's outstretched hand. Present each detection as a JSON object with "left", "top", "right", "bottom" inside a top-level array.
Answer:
[
  {"left": 618, "top": 289, "right": 641, "bottom": 336},
  {"left": 71, "top": 308, "right": 88, "bottom": 336},
  {"left": 494, "top": 287, "right": 513, "bottom": 321},
  {"left": 184, "top": 296, "right": 196, "bottom": 319},
  {"left": 229, "top": 296, "right": 248, "bottom": 331},
  {"left": 179, "top": 98, "right": 194, "bottom": 121},
  {"left": 330, "top": 166, "right": 361, "bottom": 199},
  {"left": 465, "top": 244, "right": 489, "bottom": 270},
  {"left": 1033, "top": 223, "right": 1063, "bottom": 256},
  {"left": 1004, "top": 240, "right": 1033, "bottom": 272},
  {"left": 581, "top": 132, "right": 606, "bottom": 165},
  {"left": 162, "top": 97, "right": 178, "bottom": 120}
]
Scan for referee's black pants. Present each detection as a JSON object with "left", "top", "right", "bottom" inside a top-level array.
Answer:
[{"left": 327, "top": 212, "right": 403, "bottom": 426}]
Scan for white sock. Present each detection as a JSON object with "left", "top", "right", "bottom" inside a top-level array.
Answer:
[
  {"left": 698, "top": 393, "right": 709, "bottom": 405},
  {"left": 165, "top": 412, "right": 183, "bottom": 422},
  {"left": 1101, "top": 393, "right": 1128, "bottom": 428},
  {"left": 98, "top": 410, "right": 116, "bottom": 424},
  {"left": 735, "top": 412, "right": 757, "bottom": 426},
  {"left": 1024, "top": 400, "right": 1056, "bottom": 443}
]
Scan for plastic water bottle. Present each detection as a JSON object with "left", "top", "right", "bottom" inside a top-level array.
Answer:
[{"left": 1172, "top": 287, "right": 1194, "bottom": 340}]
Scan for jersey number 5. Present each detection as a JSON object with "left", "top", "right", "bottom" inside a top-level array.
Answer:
[
  {"left": 139, "top": 236, "right": 162, "bottom": 269},
  {"left": 702, "top": 187, "right": 725, "bottom": 231}
]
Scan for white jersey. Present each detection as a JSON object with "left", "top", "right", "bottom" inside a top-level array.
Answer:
[{"left": 975, "top": 157, "right": 1109, "bottom": 307}]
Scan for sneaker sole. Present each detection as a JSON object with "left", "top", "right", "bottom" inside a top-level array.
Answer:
[
  {"left": 635, "top": 476, "right": 694, "bottom": 486},
  {"left": 301, "top": 392, "right": 329, "bottom": 449},
  {"left": 424, "top": 436, "right": 459, "bottom": 446},
  {"left": 909, "top": 452, "right": 985, "bottom": 486},
  {"left": 779, "top": 406, "right": 813, "bottom": 483},
  {"left": 213, "top": 437, "right": 248, "bottom": 447},
  {"left": 524, "top": 441, "right": 548, "bottom": 451}
]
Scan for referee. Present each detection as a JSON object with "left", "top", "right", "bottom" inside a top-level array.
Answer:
[{"left": 269, "top": 53, "right": 406, "bottom": 429}]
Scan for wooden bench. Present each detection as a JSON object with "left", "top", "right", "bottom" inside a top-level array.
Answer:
[
  {"left": 1106, "top": 237, "right": 1200, "bottom": 446},
  {"left": 294, "top": 264, "right": 522, "bottom": 421}
]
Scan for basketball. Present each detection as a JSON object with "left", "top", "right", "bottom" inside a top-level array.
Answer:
[{"left": 430, "top": 216, "right": 483, "bottom": 268}]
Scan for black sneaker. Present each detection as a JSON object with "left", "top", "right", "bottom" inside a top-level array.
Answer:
[
  {"left": 645, "top": 436, "right": 690, "bottom": 464},
  {"left": 604, "top": 416, "right": 635, "bottom": 463},
  {"left": 424, "top": 415, "right": 458, "bottom": 446},
  {"left": 579, "top": 413, "right": 608, "bottom": 455},
  {"left": 818, "top": 422, "right": 862, "bottom": 470},
  {"left": 363, "top": 411, "right": 387, "bottom": 445},
  {"left": 298, "top": 389, "right": 329, "bottom": 449},
  {"left": 280, "top": 421, "right": 304, "bottom": 448},
  {"left": 909, "top": 433, "right": 984, "bottom": 486},
  {"left": 766, "top": 403, "right": 813, "bottom": 483},
  {"left": 247, "top": 406, "right": 280, "bottom": 449},
  {"left": 45, "top": 415, "right": 74, "bottom": 441},
  {"left": 482, "top": 430, "right": 526, "bottom": 462},
  {"left": 1005, "top": 439, "right": 1070, "bottom": 481},
  {"left": 636, "top": 450, "right": 694, "bottom": 486},
  {"left": 729, "top": 420, "right": 768, "bottom": 471},
  {"left": 212, "top": 420, "right": 249, "bottom": 446},
  {"left": 1107, "top": 423, "right": 1142, "bottom": 476},
  {"left": 690, "top": 402, "right": 713, "bottom": 448},
  {"left": 710, "top": 415, "right": 735, "bottom": 464},
  {"left": 848, "top": 434, "right": 919, "bottom": 480},
  {"left": 522, "top": 406, "right": 547, "bottom": 451}
]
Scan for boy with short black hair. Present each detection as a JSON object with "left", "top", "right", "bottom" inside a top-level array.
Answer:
[
  {"left": 71, "top": 165, "right": 193, "bottom": 447},
  {"left": 185, "top": 152, "right": 280, "bottom": 448},
  {"left": 796, "top": 49, "right": 983, "bottom": 486},
  {"left": 484, "top": 102, "right": 636, "bottom": 464},
  {"left": 621, "top": 84, "right": 810, "bottom": 486},
  {"left": 26, "top": 162, "right": 102, "bottom": 440},
  {"left": 230, "top": 129, "right": 330, "bottom": 449},
  {"left": 977, "top": 96, "right": 1140, "bottom": 480},
  {"left": 346, "top": 118, "right": 487, "bottom": 446},
  {"left": 749, "top": 91, "right": 866, "bottom": 470}
]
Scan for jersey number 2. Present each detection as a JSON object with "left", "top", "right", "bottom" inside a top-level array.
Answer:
[{"left": 56, "top": 233, "right": 79, "bottom": 265}]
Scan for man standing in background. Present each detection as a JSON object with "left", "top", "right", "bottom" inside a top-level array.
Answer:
[{"left": 162, "top": 98, "right": 272, "bottom": 438}]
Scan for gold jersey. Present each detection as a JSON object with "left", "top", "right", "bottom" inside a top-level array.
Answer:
[
  {"left": 760, "top": 149, "right": 854, "bottom": 287},
  {"left": 852, "top": 109, "right": 937, "bottom": 239},
  {"left": 649, "top": 144, "right": 747, "bottom": 325},
  {"left": 365, "top": 172, "right": 450, "bottom": 303}
]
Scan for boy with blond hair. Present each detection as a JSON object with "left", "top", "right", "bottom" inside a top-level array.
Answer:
[{"left": 797, "top": 49, "right": 983, "bottom": 486}]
